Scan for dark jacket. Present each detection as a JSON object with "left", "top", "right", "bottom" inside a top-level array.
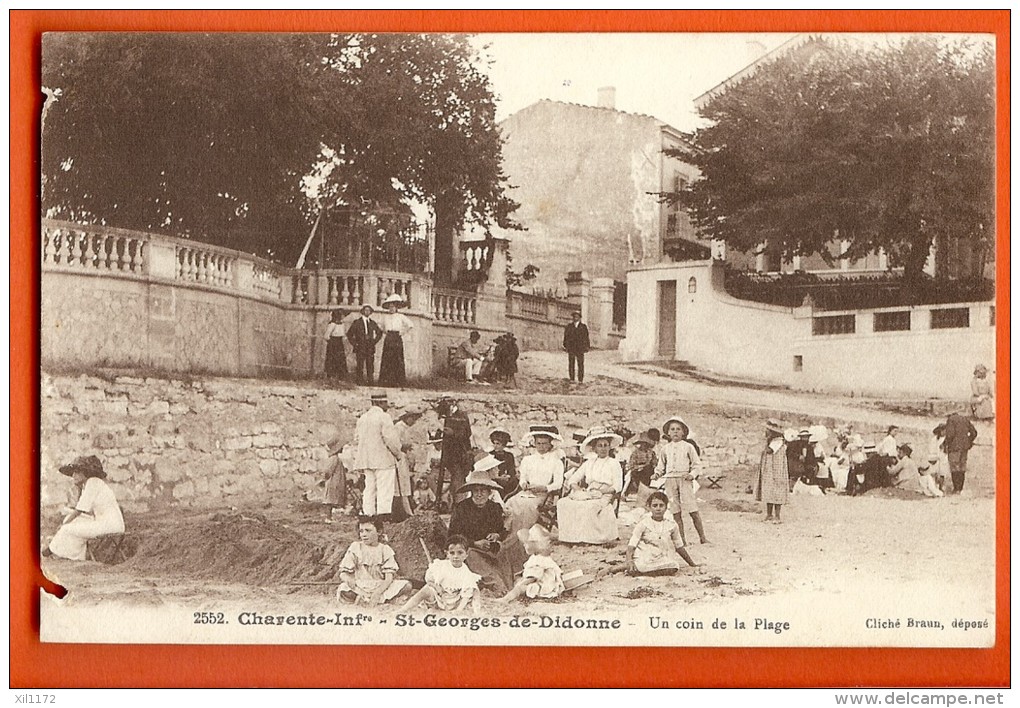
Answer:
[
  {"left": 346, "top": 317, "right": 383, "bottom": 354},
  {"left": 943, "top": 413, "right": 978, "bottom": 452},
  {"left": 440, "top": 409, "right": 474, "bottom": 473},
  {"left": 563, "top": 321, "right": 590, "bottom": 353},
  {"left": 448, "top": 498, "right": 506, "bottom": 544}
]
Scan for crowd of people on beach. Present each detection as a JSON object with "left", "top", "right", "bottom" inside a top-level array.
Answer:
[
  {"left": 41, "top": 357, "right": 991, "bottom": 618},
  {"left": 317, "top": 387, "right": 986, "bottom": 614}
]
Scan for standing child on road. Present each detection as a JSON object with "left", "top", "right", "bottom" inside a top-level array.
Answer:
[{"left": 398, "top": 535, "right": 482, "bottom": 615}]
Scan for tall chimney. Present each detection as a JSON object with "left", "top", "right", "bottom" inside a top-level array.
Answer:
[{"left": 597, "top": 86, "right": 616, "bottom": 109}]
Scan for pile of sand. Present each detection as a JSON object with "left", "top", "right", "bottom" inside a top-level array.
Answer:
[
  {"left": 120, "top": 510, "right": 451, "bottom": 589},
  {"left": 126, "top": 512, "right": 336, "bottom": 586}
]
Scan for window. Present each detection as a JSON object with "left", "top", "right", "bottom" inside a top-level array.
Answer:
[
  {"left": 812, "top": 314, "right": 856, "bottom": 336},
  {"left": 931, "top": 308, "right": 970, "bottom": 329},
  {"left": 688, "top": 277, "right": 697, "bottom": 294},
  {"left": 874, "top": 311, "right": 911, "bottom": 332},
  {"left": 793, "top": 355, "right": 803, "bottom": 372}
]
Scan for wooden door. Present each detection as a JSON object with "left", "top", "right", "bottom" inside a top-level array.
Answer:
[{"left": 657, "top": 280, "right": 677, "bottom": 358}]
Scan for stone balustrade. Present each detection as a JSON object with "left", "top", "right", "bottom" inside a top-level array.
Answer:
[
  {"left": 432, "top": 288, "right": 477, "bottom": 324},
  {"left": 41, "top": 220, "right": 619, "bottom": 380},
  {"left": 42, "top": 220, "right": 148, "bottom": 274}
]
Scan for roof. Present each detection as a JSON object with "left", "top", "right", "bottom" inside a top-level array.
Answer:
[{"left": 694, "top": 34, "right": 822, "bottom": 109}]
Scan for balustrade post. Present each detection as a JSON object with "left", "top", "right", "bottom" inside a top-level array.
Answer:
[
  {"left": 146, "top": 239, "right": 178, "bottom": 280},
  {"left": 363, "top": 275, "right": 379, "bottom": 309},
  {"left": 234, "top": 257, "right": 254, "bottom": 292}
]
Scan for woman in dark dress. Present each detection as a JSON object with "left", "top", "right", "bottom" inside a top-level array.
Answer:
[
  {"left": 323, "top": 309, "right": 348, "bottom": 380},
  {"left": 448, "top": 461, "right": 526, "bottom": 596},
  {"left": 378, "top": 293, "right": 413, "bottom": 387},
  {"left": 488, "top": 428, "right": 518, "bottom": 499}
]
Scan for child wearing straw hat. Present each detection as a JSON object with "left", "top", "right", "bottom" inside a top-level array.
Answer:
[
  {"left": 653, "top": 416, "right": 708, "bottom": 544},
  {"left": 756, "top": 419, "right": 789, "bottom": 523}
]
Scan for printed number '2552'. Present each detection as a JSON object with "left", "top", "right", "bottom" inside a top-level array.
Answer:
[{"left": 193, "top": 612, "right": 226, "bottom": 624}]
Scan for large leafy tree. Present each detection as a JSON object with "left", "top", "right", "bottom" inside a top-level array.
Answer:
[
  {"left": 42, "top": 33, "right": 517, "bottom": 272},
  {"left": 672, "top": 36, "right": 995, "bottom": 280}
]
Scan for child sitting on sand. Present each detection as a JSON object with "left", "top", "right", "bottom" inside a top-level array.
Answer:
[
  {"left": 626, "top": 491, "right": 698, "bottom": 576},
  {"left": 336, "top": 517, "right": 410, "bottom": 605},
  {"left": 498, "top": 524, "right": 564, "bottom": 603},
  {"left": 398, "top": 535, "right": 481, "bottom": 614}
]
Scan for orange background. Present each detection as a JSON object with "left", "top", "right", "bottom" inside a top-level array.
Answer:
[{"left": 10, "top": 10, "right": 1010, "bottom": 687}]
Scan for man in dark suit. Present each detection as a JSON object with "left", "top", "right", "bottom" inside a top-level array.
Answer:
[
  {"left": 563, "top": 310, "right": 590, "bottom": 383},
  {"left": 346, "top": 304, "right": 383, "bottom": 384},
  {"left": 435, "top": 397, "right": 474, "bottom": 509}
]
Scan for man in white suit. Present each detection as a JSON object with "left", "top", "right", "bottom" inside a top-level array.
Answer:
[{"left": 353, "top": 392, "right": 403, "bottom": 521}]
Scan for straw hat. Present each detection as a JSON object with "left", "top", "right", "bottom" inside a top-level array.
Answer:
[
  {"left": 381, "top": 293, "right": 407, "bottom": 309},
  {"left": 571, "top": 429, "right": 588, "bottom": 444},
  {"left": 783, "top": 428, "right": 799, "bottom": 442},
  {"left": 59, "top": 454, "right": 106, "bottom": 479},
  {"left": 633, "top": 432, "right": 657, "bottom": 447},
  {"left": 522, "top": 424, "right": 563, "bottom": 444},
  {"left": 370, "top": 392, "right": 388, "bottom": 405},
  {"left": 764, "top": 419, "right": 785, "bottom": 436},
  {"left": 808, "top": 425, "right": 829, "bottom": 443},
  {"left": 359, "top": 303, "right": 375, "bottom": 314},
  {"left": 580, "top": 425, "right": 623, "bottom": 452},
  {"left": 456, "top": 468, "right": 503, "bottom": 494},
  {"left": 662, "top": 416, "right": 691, "bottom": 438}
]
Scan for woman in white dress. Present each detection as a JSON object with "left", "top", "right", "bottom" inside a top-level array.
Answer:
[
  {"left": 378, "top": 293, "right": 414, "bottom": 387},
  {"left": 506, "top": 425, "right": 564, "bottom": 535},
  {"left": 46, "top": 455, "right": 124, "bottom": 561},
  {"left": 556, "top": 427, "right": 624, "bottom": 544}
]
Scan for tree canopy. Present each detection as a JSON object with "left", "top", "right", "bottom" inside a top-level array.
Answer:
[
  {"left": 42, "top": 33, "right": 517, "bottom": 270},
  {"left": 670, "top": 36, "right": 995, "bottom": 279}
]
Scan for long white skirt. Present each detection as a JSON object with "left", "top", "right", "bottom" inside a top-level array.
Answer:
[
  {"left": 49, "top": 514, "right": 125, "bottom": 561},
  {"left": 556, "top": 492, "right": 618, "bottom": 544}
]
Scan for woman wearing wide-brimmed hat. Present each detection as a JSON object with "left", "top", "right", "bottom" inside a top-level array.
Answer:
[
  {"left": 377, "top": 293, "right": 414, "bottom": 387},
  {"left": 505, "top": 425, "right": 564, "bottom": 535},
  {"left": 755, "top": 419, "right": 789, "bottom": 523},
  {"left": 45, "top": 455, "right": 125, "bottom": 560},
  {"left": 448, "top": 459, "right": 527, "bottom": 595},
  {"left": 556, "top": 426, "right": 624, "bottom": 544}
]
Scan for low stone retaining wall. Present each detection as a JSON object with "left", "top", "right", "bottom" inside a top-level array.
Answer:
[{"left": 40, "top": 372, "right": 931, "bottom": 513}]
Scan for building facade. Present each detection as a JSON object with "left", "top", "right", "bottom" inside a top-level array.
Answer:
[{"left": 494, "top": 92, "right": 696, "bottom": 294}]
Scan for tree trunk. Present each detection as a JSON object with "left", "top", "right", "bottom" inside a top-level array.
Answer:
[
  {"left": 433, "top": 199, "right": 458, "bottom": 287},
  {"left": 903, "top": 232, "right": 934, "bottom": 282}
]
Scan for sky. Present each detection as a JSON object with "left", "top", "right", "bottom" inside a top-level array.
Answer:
[{"left": 471, "top": 33, "right": 799, "bottom": 132}]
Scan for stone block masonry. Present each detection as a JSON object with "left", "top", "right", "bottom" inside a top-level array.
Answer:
[{"left": 40, "top": 372, "right": 931, "bottom": 514}]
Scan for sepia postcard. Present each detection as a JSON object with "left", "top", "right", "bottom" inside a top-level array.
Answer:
[{"left": 33, "top": 22, "right": 1002, "bottom": 661}]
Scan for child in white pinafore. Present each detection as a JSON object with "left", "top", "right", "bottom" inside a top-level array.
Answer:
[
  {"left": 498, "top": 524, "right": 564, "bottom": 602},
  {"left": 398, "top": 535, "right": 482, "bottom": 614}
]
